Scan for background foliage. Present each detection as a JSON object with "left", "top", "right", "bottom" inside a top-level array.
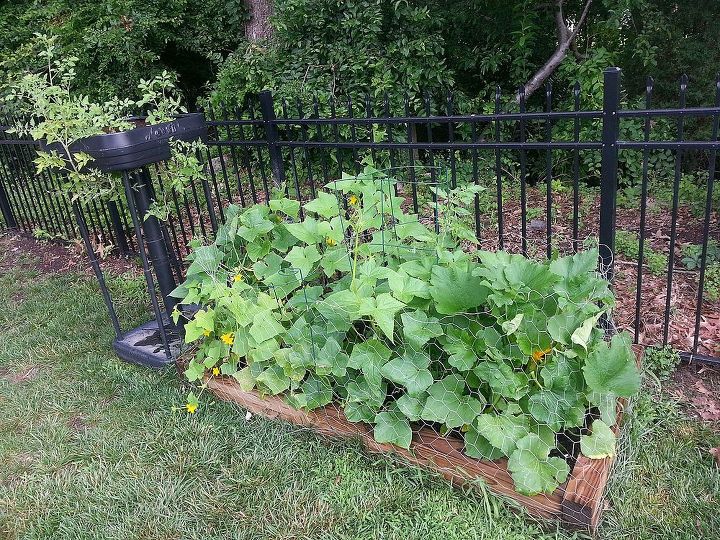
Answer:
[{"left": 2, "top": 1, "right": 720, "bottom": 110}]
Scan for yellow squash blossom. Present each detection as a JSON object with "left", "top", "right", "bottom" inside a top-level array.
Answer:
[
  {"left": 233, "top": 273, "right": 243, "bottom": 283},
  {"left": 212, "top": 367, "right": 220, "bottom": 376},
  {"left": 185, "top": 403, "right": 198, "bottom": 414},
  {"left": 532, "top": 347, "right": 552, "bottom": 362},
  {"left": 348, "top": 194, "right": 359, "bottom": 205},
  {"left": 325, "top": 236, "right": 337, "bottom": 246},
  {"left": 220, "top": 332, "right": 235, "bottom": 346},
  {"left": 202, "top": 329, "right": 211, "bottom": 337}
]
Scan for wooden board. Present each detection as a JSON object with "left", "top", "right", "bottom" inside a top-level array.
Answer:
[{"left": 184, "top": 348, "right": 640, "bottom": 530}]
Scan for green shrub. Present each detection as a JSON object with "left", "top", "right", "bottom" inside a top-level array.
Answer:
[
  {"left": 614, "top": 229, "right": 668, "bottom": 277},
  {"left": 643, "top": 345, "right": 681, "bottom": 381}
]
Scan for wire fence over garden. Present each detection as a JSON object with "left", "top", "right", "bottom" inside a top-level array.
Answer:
[{"left": 0, "top": 68, "right": 718, "bottom": 365}]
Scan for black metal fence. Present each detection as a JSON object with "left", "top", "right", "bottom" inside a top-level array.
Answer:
[{"left": 0, "top": 68, "right": 718, "bottom": 365}]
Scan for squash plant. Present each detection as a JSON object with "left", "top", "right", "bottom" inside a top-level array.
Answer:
[{"left": 173, "top": 164, "right": 640, "bottom": 496}]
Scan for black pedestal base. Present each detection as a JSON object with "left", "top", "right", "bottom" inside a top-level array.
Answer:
[{"left": 112, "top": 319, "right": 180, "bottom": 368}]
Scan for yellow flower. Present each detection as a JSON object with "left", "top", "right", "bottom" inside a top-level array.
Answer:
[
  {"left": 202, "top": 329, "right": 211, "bottom": 337},
  {"left": 532, "top": 347, "right": 552, "bottom": 362},
  {"left": 212, "top": 367, "right": 220, "bottom": 376},
  {"left": 348, "top": 194, "right": 359, "bottom": 205},
  {"left": 185, "top": 403, "right": 198, "bottom": 414},
  {"left": 325, "top": 236, "right": 337, "bottom": 246},
  {"left": 220, "top": 332, "right": 235, "bottom": 346},
  {"left": 233, "top": 273, "right": 243, "bottom": 283}
]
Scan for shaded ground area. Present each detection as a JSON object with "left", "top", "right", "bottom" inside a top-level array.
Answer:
[{"left": 0, "top": 232, "right": 718, "bottom": 539}]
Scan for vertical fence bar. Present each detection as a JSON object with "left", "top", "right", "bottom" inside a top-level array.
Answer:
[
  {"left": 282, "top": 99, "right": 304, "bottom": 210},
  {"left": 545, "top": 82, "right": 553, "bottom": 259},
  {"left": 572, "top": 82, "right": 581, "bottom": 253},
  {"left": 495, "top": 87, "right": 504, "bottom": 250},
  {"left": 518, "top": 86, "right": 528, "bottom": 256},
  {"left": 598, "top": 67, "right": 622, "bottom": 281},
  {"left": 0, "top": 172, "right": 16, "bottom": 228},
  {"left": 259, "top": 90, "right": 285, "bottom": 189},
  {"left": 447, "top": 91, "right": 457, "bottom": 189},
  {"left": 634, "top": 77, "right": 654, "bottom": 344},
  {"left": 404, "top": 95, "right": 419, "bottom": 214},
  {"left": 692, "top": 74, "right": 720, "bottom": 355},
  {"left": 663, "top": 74, "right": 688, "bottom": 344}
]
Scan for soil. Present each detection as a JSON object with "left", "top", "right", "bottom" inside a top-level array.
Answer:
[
  {"left": 666, "top": 363, "right": 720, "bottom": 424},
  {"left": 0, "top": 230, "right": 141, "bottom": 277},
  {"left": 0, "top": 364, "right": 43, "bottom": 384}
]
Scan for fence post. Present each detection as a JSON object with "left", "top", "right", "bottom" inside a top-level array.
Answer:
[
  {"left": 259, "top": 90, "right": 285, "bottom": 192},
  {"left": 598, "top": 67, "right": 622, "bottom": 282},
  {"left": 106, "top": 200, "right": 130, "bottom": 255},
  {"left": 0, "top": 178, "right": 16, "bottom": 229}
]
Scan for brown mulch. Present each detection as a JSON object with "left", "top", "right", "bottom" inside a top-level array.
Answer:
[
  {"left": 666, "top": 364, "right": 720, "bottom": 424},
  {"left": 0, "top": 231, "right": 140, "bottom": 277}
]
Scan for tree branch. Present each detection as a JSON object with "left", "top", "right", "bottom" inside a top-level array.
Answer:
[{"left": 519, "top": 0, "right": 592, "bottom": 100}]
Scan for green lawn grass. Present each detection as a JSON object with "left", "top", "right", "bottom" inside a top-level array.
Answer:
[{"left": 0, "top": 254, "right": 718, "bottom": 540}]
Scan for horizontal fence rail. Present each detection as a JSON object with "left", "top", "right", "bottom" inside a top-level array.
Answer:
[{"left": 0, "top": 67, "right": 718, "bottom": 366}]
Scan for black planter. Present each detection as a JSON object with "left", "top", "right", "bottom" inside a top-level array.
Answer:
[
  {"left": 66, "top": 113, "right": 208, "bottom": 369},
  {"left": 43, "top": 113, "right": 206, "bottom": 172}
]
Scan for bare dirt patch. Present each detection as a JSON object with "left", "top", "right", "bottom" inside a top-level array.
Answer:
[
  {"left": 0, "top": 365, "right": 43, "bottom": 384},
  {"left": 0, "top": 231, "right": 140, "bottom": 277},
  {"left": 667, "top": 364, "right": 720, "bottom": 424},
  {"left": 67, "top": 413, "right": 93, "bottom": 433}
]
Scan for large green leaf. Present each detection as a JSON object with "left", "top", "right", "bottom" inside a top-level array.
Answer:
[
  {"left": 380, "top": 351, "right": 433, "bottom": 396},
  {"left": 583, "top": 333, "right": 640, "bottom": 398},
  {"left": 527, "top": 388, "right": 585, "bottom": 431},
  {"left": 580, "top": 420, "right": 616, "bottom": 459},
  {"left": 345, "top": 374, "right": 387, "bottom": 409},
  {"left": 507, "top": 433, "right": 570, "bottom": 495},
  {"left": 320, "top": 245, "right": 352, "bottom": 276},
  {"left": 315, "top": 289, "right": 361, "bottom": 331},
  {"left": 464, "top": 429, "right": 504, "bottom": 460},
  {"left": 550, "top": 248, "right": 598, "bottom": 280},
  {"left": 473, "top": 413, "right": 532, "bottom": 456},
  {"left": 184, "top": 308, "right": 215, "bottom": 343},
  {"left": 284, "top": 245, "right": 321, "bottom": 278},
  {"left": 300, "top": 375, "right": 334, "bottom": 410},
  {"left": 374, "top": 409, "right": 412, "bottom": 449},
  {"left": 359, "top": 293, "right": 406, "bottom": 341},
  {"left": 269, "top": 197, "right": 300, "bottom": 218},
  {"left": 387, "top": 270, "right": 431, "bottom": 303},
  {"left": 349, "top": 339, "right": 392, "bottom": 387},
  {"left": 394, "top": 217, "right": 434, "bottom": 241},
  {"left": 186, "top": 245, "right": 223, "bottom": 276},
  {"left": 438, "top": 324, "right": 478, "bottom": 371},
  {"left": 400, "top": 310, "right": 442, "bottom": 349},
  {"left": 473, "top": 360, "right": 530, "bottom": 401},
  {"left": 238, "top": 206, "right": 275, "bottom": 242},
  {"left": 429, "top": 263, "right": 489, "bottom": 314},
  {"left": 249, "top": 310, "right": 285, "bottom": 344},
  {"left": 395, "top": 394, "right": 425, "bottom": 421},
  {"left": 256, "top": 364, "right": 291, "bottom": 395},
  {"left": 420, "top": 374, "right": 485, "bottom": 428},
  {"left": 285, "top": 217, "right": 332, "bottom": 245},
  {"left": 304, "top": 191, "right": 341, "bottom": 218},
  {"left": 314, "top": 336, "right": 349, "bottom": 377}
]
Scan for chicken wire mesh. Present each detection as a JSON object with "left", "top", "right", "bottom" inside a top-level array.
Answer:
[{"left": 177, "top": 164, "right": 638, "bottom": 502}]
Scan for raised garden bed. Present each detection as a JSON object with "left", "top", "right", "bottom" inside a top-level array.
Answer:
[{"left": 180, "top": 349, "right": 638, "bottom": 531}]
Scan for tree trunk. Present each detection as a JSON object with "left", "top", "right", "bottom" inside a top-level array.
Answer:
[
  {"left": 519, "top": 0, "right": 593, "bottom": 100},
  {"left": 244, "top": 0, "right": 274, "bottom": 42}
]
